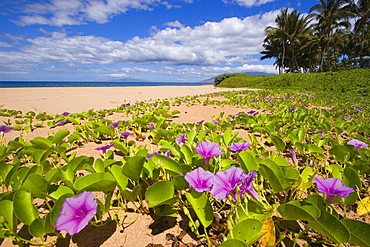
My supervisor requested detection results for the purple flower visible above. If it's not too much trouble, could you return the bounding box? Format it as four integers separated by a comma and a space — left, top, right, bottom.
196, 141, 224, 165
289, 106, 297, 111
95, 144, 114, 154
314, 130, 325, 134
0, 125, 14, 134
55, 191, 98, 236
228, 142, 251, 152
196, 120, 205, 125
60, 111, 70, 116
314, 177, 355, 202
56, 119, 67, 126
146, 152, 159, 160
175, 133, 187, 145
185, 167, 214, 192
213, 120, 219, 124
240, 170, 259, 200
289, 149, 298, 163
119, 131, 134, 140
147, 124, 155, 129
109, 121, 120, 128
347, 139, 368, 152
164, 150, 173, 158
247, 110, 259, 116
211, 166, 246, 200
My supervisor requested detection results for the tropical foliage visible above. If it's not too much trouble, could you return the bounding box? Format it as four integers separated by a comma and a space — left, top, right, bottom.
261, 0, 370, 73
0, 78, 369, 246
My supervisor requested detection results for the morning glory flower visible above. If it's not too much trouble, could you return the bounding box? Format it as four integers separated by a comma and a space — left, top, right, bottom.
184, 167, 214, 192
228, 142, 251, 152
211, 166, 246, 200
196, 141, 224, 165
95, 144, 114, 154
347, 139, 368, 152
109, 121, 120, 128
56, 119, 67, 126
147, 124, 155, 129
289, 149, 298, 163
119, 131, 134, 140
146, 152, 159, 160
196, 120, 205, 125
175, 133, 187, 145
60, 111, 70, 116
55, 191, 98, 236
290, 106, 297, 111
0, 125, 14, 134
240, 170, 259, 200
314, 177, 355, 202
164, 150, 173, 158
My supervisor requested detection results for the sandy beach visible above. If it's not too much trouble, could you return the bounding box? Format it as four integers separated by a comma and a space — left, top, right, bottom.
0, 85, 242, 114
0, 85, 255, 247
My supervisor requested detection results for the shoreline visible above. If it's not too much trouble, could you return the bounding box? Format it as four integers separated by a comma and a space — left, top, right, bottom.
0, 85, 247, 114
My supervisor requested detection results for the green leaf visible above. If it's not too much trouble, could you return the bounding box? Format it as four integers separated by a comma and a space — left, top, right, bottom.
238, 151, 258, 172
29, 218, 46, 237
13, 190, 38, 225
58, 165, 75, 190
109, 165, 128, 191
329, 145, 349, 164
145, 181, 176, 208
227, 219, 264, 246
52, 129, 70, 144
308, 210, 350, 244
0, 164, 13, 185
269, 135, 286, 153
219, 239, 247, 247
222, 128, 238, 146
185, 190, 214, 228
0, 200, 16, 235
122, 155, 146, 182
180, 144, 194, 165
156, 155, 182, 175
20, 173, 49, 198
30, 137, 52, 149
48, 185, 74, 200
341, 219, 370, 247
259, 160, 287, 193
96, 126, 114, 137
343, 167, 361, 205
278, 201, 321, 221
74, 172, 117, 192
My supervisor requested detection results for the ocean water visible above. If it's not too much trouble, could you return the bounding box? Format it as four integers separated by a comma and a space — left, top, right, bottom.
0, 81, 213, 88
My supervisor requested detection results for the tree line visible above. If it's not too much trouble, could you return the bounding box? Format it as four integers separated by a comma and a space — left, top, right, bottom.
260, 0, 370, 73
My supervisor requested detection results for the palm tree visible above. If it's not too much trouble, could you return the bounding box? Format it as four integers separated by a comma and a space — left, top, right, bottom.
310, 0, 351, 71
261, 8, 312, 73
345, 0, 370, 67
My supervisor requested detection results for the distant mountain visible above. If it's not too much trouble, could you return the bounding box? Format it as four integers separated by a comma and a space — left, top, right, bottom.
198, 71, 276, 83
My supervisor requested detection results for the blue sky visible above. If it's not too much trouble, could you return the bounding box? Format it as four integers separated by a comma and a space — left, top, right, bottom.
0, 0, 316, 82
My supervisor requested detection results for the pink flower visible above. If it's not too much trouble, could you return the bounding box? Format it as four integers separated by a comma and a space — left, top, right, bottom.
185, 167, 214, 192
95, 144, 114, 154
314, 177, 355, 202
228, 142, 251, 152
196, 141, 224, 165
55, 191, 97, 235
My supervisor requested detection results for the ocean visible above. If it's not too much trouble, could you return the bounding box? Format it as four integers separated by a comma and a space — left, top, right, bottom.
0, 81, 213, 88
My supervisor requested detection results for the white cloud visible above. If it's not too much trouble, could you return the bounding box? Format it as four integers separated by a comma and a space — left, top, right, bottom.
223, 0, 276, 7
0, 10, 279, 79
15, 0, 186, 26
164, 20, 185, 28
0, 41, 13, 47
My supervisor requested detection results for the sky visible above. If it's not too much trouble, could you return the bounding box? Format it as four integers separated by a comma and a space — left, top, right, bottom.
0, 0, 317, 82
